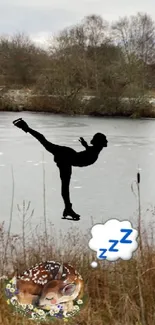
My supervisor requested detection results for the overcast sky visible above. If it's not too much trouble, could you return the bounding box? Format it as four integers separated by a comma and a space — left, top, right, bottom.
1, 0, 155, 46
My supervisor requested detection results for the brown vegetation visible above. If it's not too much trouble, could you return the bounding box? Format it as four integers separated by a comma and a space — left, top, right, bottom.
0, 173, 155, 324
1, 215, 155, 324
0, 13, 155, 116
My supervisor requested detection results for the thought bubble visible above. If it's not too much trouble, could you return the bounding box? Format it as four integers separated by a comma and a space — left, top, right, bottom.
89, 219, 138, 262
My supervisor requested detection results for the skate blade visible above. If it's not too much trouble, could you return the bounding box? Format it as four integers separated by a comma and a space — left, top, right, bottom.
61, 216, 80, 221
13, 118, 22, 125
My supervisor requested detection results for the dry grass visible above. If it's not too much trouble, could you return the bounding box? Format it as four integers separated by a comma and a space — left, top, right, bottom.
1, 171, 155, 325
27, 95, 62, 113
0, 215, 155, 325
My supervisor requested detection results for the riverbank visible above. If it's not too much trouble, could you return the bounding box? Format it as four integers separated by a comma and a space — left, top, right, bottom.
1, 88, 155, 118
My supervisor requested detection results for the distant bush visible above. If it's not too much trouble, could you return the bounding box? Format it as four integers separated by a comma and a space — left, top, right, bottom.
83, 95, 155, 117
0, 96, 22, 111
27, 94, 84, 114
27, 95, 61, 113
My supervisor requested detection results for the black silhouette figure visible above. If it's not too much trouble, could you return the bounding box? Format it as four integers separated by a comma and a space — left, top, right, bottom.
13, 118, 108, 220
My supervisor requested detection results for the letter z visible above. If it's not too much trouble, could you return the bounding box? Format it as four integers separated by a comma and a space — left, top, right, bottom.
108, 240, 119, 252
98, 248, 107, 259
120, 229, 133, 244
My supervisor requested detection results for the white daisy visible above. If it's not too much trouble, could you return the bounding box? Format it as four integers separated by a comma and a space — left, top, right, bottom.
37, 309, 45, 316
73, 305, 80, 311
49, 310, 55, 316
10, 288, 15, 293
77, 299, 83, 305
20, 304, 27, 309
10, 297, 18, 305
31, 312, 37, 319
6, 284, 11, 289
28, 304, 33, 310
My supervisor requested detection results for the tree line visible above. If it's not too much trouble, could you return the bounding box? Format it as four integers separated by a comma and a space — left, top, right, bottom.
0, 12, 155, 116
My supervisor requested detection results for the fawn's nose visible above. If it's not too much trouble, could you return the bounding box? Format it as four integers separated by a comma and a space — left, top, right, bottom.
51, 298, 57, 304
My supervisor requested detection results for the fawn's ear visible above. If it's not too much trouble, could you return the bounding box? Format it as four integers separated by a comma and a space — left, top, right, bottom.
61, 283, 76, 296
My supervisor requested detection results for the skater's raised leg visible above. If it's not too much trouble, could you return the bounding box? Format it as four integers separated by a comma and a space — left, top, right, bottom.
57, 163, 80, 220
27, 127, 58, 154
13, 118, 58, 155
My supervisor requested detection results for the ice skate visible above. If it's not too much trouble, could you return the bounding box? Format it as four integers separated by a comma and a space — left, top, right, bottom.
62, 204, 80, 220
13, 118, 29, 133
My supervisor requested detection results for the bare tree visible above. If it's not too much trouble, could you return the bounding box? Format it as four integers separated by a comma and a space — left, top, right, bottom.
0, 33, 47, 86
81, 15, 109, 93
112, 13, 155, 95
112, 13, 155, 64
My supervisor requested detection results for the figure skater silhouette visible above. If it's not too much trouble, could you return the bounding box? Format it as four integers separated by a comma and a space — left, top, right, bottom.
13, 118, 108, 220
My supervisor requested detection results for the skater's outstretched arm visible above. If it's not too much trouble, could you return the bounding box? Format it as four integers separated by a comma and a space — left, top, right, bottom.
13, 118, 56, 154
79, 137, 89, 149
